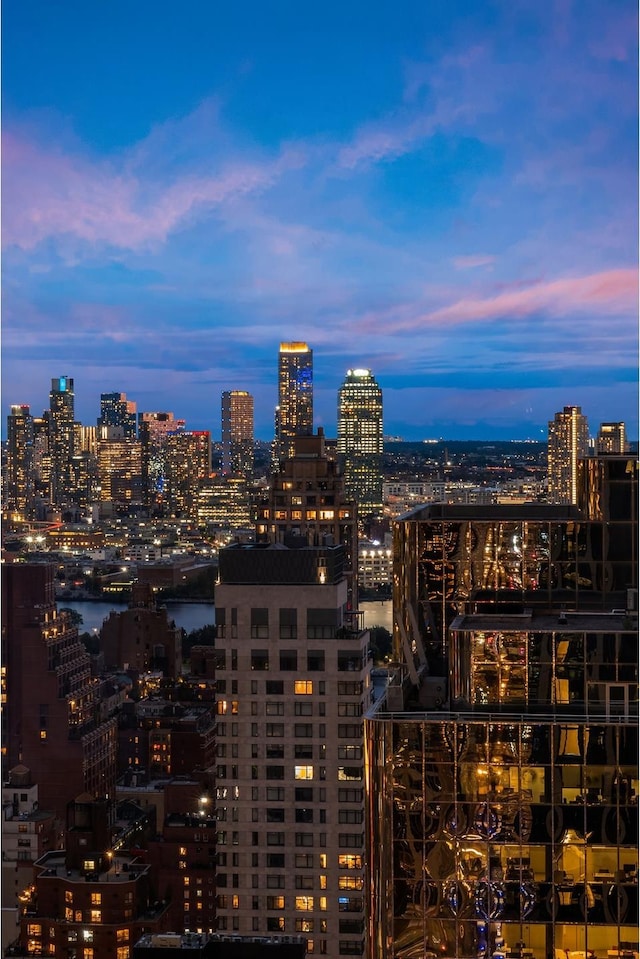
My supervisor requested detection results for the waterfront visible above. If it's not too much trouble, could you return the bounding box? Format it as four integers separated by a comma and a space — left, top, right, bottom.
61, 598, 392, 636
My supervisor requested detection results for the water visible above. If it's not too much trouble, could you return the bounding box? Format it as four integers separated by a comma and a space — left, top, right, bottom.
60, 600, 215, 635
61, 598, 391, 636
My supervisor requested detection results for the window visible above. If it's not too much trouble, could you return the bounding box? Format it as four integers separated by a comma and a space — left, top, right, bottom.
338, 788, 363, 803
266, 744, 284, 758
280, 650, 298, 671
65, 892, 73, 904
266, 854, 285, 867
295, 681, 313, 695
267, 808, 285, 822
338, 703, 362, 717
250, 608, 269, 639
117, 948, 130, 959
266, 723, 284, 737
338, 653, 361, 672
296, 919, 314, 932
267, 917, 286, 932
294, 724, 313, 738
339, 834, 363, 848
267, 895, 285, 909
338, 681, 362, 695
295, 808, 313, 823
266, 702, 284, 715
307, 609, 338, 639
295, 833, 314, 847
338, 767, 362, 781
295, 787, 313, 801
90, 910, 102, 923
296, 875, 314, 889
266, 787, 285, 801
251, 649, 269, 670
266, 680, 284, 694
339, 809, 363, 824
338, 745, 362, 760
338, 724, 362, 738
338, 941, 364, 955
90, 893, 101, 905
279, 609, 297, 640
339, 875, 364, 889
295, 896, 314, 911
295, 765, 314, 780
266, 875, 285, 888
295, 853, 314, 867
338, 855, 363, 869
266, 833, 285, 846
295, 744, 313, 759
295, 702, 313, 716
307, 650, 325, 671
338, 896, 363, 912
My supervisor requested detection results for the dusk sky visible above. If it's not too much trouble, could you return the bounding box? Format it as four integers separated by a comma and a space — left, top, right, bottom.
2, 0, 638, 441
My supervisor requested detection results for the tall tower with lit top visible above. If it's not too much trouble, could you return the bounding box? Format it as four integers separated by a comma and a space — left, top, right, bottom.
275, 342, 313, 467
337, 368, 383, 514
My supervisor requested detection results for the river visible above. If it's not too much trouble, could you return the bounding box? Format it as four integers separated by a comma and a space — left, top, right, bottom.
60, 599, 392, 636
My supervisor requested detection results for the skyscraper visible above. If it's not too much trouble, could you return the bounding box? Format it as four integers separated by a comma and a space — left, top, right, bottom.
214, 542, 369, 955
221, 390, 254, 479
138, 412, 186, 511
337, 368, 384, 514
366, 454, 638, 958
597, 421, 627, 454
98, 391, 137, 439
547, 405, 589, 504
6, 404, 34, 519
275, 342, 313, 466
48, 375, 75, 504
164, 430, 211, 518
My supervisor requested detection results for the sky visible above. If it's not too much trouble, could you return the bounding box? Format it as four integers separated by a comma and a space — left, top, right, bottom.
2, 0, 638, 441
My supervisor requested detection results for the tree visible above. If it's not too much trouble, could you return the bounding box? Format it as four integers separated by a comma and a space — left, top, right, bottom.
369, 625, 392, 663
59, 607, 84, 628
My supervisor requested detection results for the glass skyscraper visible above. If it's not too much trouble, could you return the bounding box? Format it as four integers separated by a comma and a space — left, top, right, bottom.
337, 368, 383, 514
275, 342, 313, 466
221, 389, 254, 479
548, 406, 590, 505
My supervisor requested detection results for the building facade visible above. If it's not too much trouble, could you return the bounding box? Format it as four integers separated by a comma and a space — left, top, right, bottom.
597, 422, 627, 455
164, 431, 211, 519
213, 543, 369, 955
221, 391, 254, 479
548, 406, 589, 504
5, 405, 35, 520
365, 454, 638, 958
98, 392, 138, 439
138, 413, 186, 512
337, 369, 384, 515
49, 376, 76, 505
275, 343, 313, 467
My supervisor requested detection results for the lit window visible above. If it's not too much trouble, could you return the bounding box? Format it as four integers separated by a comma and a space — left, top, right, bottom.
116, 930, 129, 943
338, 854, 362, 869
90, 893, 101, 905
179, 847, 187, 856
82, 931, 93, 942
90, 911, 101, 923
319, 896, 327, 911
116, 949, 130, 959
294, 681, 313, 695
295, 766, 314, 780
40, 730, 47, 740
295, 896, 314, 911
232, 895, 239, 909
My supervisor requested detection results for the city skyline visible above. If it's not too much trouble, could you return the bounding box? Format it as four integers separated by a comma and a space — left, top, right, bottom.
2, 1, 638, 440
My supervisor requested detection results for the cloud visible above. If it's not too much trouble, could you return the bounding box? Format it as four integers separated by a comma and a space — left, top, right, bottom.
2, 128, 306, 253
452, 254, 496, 270
361, 268, 638, 333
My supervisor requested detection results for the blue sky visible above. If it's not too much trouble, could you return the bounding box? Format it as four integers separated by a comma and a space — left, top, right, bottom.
2, 0, 638, 441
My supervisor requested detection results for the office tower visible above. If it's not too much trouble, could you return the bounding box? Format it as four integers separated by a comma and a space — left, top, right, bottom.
164, 430, 211, 519
337, 368, 384, 514
597, 421, 627, 454
32, 415, 52, 504
214, 543, 369, 954
547, 405, 589, 504
275, 342, 313, 467
98, 390, 138, 438
6, 404, 34, 519
48, 375, 75, 504
138, 412, 186, 511
256, 429, 359, 607
97, 428, 144, 511
365, 453, 638, 959
221, 390, 254, 479
197, 474, 252, 530
1, 563, 118, 821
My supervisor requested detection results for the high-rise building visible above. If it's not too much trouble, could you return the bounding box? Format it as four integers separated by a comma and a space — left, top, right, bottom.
256, 429, 359, 607
97, 428, 144, 510
337, 368, 384, 514
214, 543, 369, 955
164, 430, 211, 519
48, 375, 75, 504
221, 390, 254, 478
98, 391, 137, 439
365, 453, 639, 958
547, 405, 589, 504
6, 404, 34, 519
597, 421, 627, 454
138, 412, 186, 511
1, 563, 118, 821
275, 342, 313, 466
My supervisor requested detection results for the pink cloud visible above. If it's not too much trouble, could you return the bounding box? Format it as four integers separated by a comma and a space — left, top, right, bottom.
1, 129, 305, 252
355, 268, 638, 333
